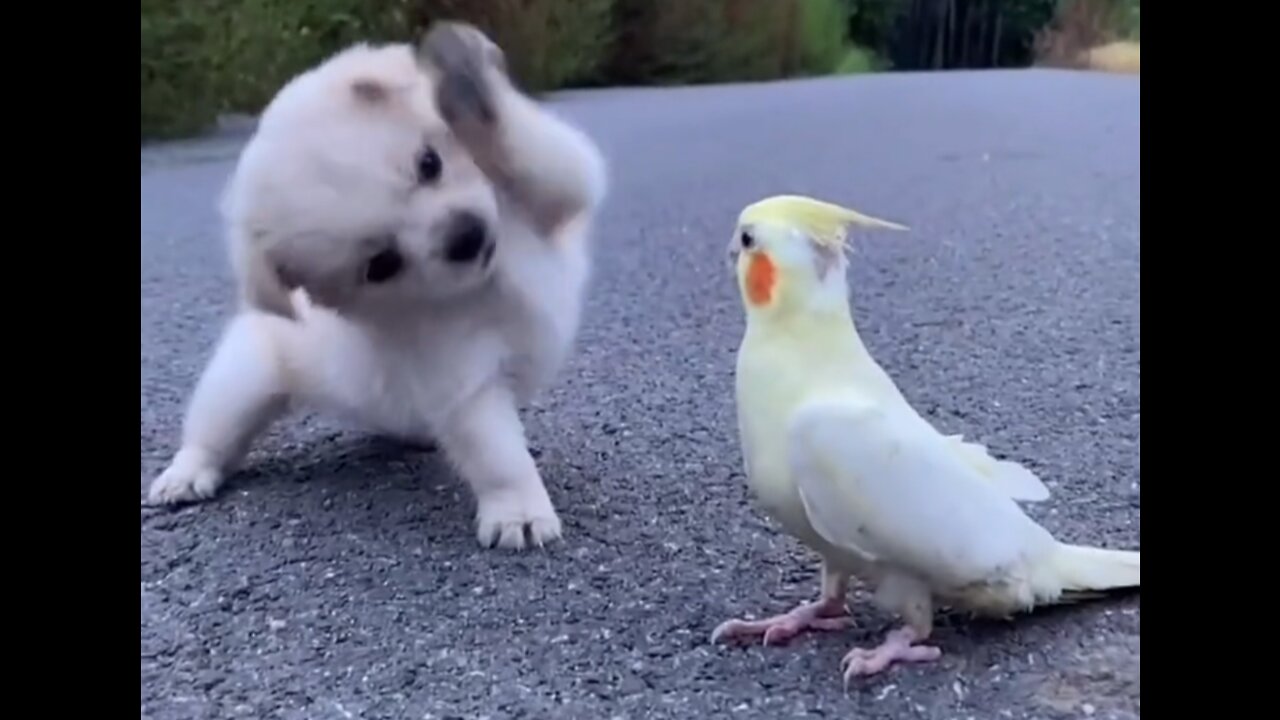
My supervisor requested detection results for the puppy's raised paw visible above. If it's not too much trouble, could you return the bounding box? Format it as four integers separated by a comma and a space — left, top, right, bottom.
147, 448, 224, 506
417, 22, 505, 131
475, 487, 563, 550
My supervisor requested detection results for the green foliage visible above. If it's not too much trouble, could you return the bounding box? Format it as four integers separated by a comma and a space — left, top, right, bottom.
141, 0, 880, 139
797, 0, 854, 75
605, 1, 789, 85
834, 44, 884, 74
1114, 0, 1140, 39
844, 0, 905, 60
140, 0, 413, 139
141, 0, 1139, 140
140, 0, 218, 139
582, 0, 864, 86
140, 0, 617, 138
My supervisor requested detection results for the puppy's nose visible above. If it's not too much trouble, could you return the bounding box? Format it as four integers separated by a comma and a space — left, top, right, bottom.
444, 212, 490, 263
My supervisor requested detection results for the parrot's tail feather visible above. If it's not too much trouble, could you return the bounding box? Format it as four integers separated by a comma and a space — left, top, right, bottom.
1050, 543, 1140, 595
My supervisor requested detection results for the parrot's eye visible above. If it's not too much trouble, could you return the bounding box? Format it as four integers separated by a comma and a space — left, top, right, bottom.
740, 231, 755, 249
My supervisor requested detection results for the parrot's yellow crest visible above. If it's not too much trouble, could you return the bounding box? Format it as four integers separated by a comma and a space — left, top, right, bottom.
731, 194, 908, 315
737, 195, 908, 254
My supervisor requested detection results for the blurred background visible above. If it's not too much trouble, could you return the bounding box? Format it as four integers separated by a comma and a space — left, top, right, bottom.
140, 0, 1140, 141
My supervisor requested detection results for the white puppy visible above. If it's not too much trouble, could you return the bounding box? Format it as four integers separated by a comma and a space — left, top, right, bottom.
146, 23, 608, 550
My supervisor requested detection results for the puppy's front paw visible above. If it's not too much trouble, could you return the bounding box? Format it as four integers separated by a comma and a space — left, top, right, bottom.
418, 22, 505, 132
147, 448, 224, 505
475, 487, 563, 550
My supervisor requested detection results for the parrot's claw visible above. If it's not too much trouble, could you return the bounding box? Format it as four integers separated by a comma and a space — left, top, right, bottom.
840, 627, 942, 685
710, 597, 851, 646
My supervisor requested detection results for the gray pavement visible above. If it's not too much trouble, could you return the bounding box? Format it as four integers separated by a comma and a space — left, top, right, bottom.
141, 68, 1140, 719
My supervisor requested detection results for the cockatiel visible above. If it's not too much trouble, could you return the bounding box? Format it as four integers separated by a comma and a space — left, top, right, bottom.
711, 194, 1140, 683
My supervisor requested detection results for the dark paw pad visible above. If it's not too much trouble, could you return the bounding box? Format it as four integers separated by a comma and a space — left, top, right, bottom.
418, 22, 499, 127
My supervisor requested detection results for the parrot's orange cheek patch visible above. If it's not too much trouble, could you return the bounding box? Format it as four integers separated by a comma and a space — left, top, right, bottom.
745, 253, 777, 306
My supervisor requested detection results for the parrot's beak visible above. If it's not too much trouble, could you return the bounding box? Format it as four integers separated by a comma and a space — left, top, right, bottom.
726, 235, 743, 265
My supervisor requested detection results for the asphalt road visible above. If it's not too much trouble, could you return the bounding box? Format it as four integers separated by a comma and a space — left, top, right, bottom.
141, 69, 1140, 720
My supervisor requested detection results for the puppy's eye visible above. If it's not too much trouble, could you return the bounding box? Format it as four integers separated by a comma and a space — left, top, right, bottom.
365, 248, 404, 284
740, 231, 755, 249
417, 147, 443, 184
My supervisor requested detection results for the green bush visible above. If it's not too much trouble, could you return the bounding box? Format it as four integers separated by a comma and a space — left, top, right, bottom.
141, 1, 216, 139
141, 0, 413, 139
604, 0, 858, 85
834, 44, 884, 75
141, 0, 1141, 139
140, 0, 618, 139
140, 0, 871, 140
605, 1, 740, 85
797, 0, 852, 75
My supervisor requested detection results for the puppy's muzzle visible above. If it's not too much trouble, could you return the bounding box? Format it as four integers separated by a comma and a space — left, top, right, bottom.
443, 211, 494, 265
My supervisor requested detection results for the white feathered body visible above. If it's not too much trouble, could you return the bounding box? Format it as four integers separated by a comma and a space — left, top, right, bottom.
735, 308, 1139, 619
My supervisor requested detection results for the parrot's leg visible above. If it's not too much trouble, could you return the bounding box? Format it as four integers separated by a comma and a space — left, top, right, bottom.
842, 577, 941, 682
710, 563, 852, 646
840, 626, 942, 682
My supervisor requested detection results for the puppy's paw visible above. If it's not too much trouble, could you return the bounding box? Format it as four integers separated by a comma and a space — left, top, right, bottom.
475, 487, 563, 550
418, 22, 506, 133
147, 448, 224, 506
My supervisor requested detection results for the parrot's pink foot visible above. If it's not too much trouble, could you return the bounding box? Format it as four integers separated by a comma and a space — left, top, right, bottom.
710, 597, 851, 646
841, 627, 942, 684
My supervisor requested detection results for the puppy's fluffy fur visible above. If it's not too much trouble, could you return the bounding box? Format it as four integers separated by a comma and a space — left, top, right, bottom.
147, 25, 607, 550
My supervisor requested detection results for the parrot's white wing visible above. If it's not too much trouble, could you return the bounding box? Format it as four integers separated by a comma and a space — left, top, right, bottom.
943, 434, 1050, 502
786, 397, 1056, 588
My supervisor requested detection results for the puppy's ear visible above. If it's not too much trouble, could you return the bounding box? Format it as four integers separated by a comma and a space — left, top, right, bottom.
351, 78, 390, 104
